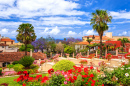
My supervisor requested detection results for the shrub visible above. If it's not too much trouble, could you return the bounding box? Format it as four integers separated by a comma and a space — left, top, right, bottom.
52, 60, 75, 71
0, 68, 2, 76
13, 64, 24, 72
12, 61, 20, 65
7, 64, 14, 69
19, 56, 34, 67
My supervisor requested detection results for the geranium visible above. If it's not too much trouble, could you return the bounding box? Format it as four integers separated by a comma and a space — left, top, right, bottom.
124, 53, 130, 60
88, 54, 95, 59
41, 76, 49, 83
48, 68, 54, 74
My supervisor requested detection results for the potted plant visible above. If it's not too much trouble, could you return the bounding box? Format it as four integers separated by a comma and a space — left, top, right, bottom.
105, 53, 113, 61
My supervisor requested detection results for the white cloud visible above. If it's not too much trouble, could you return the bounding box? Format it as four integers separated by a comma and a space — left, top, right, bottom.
40, 26, 60, 35
0, 28, 8, 34
119, 31, 127, 36
0, 0, 87, 18
83, 29, 97, 35
68, 31, 77, 35
110, 11, 130, 19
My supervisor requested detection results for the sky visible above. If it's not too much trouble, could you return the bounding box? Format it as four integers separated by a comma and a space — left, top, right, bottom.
0, 0, 130, 40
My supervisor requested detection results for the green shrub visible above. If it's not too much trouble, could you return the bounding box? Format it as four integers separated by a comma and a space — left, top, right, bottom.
7, 64, 14, 69
48, 74, 64, 86
19, 56, 34, 67
52, 60, 75, 71
74, 75, 82, 86
12, 61, 20, 65
13, 64, 24, 72
0, 68, 2, 76
30, 64, 39, 69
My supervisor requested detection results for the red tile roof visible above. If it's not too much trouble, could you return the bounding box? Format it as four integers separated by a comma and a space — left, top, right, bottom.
76, 41, 100, 45
0, 52, 46, 62
0, 39, 14, 42
0, 43, 9, 46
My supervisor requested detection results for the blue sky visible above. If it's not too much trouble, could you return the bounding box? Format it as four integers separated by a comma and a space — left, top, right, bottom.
0, 0, 130, 40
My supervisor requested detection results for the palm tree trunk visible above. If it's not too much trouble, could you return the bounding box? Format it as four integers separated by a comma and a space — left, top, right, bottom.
100, 35, 103, 58
25, 42, 27, 56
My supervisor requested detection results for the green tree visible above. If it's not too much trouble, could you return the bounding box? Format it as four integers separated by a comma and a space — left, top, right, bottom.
118, 38, 129, 47
64, 45, 75, 54
16, 23, 36, 56
90, 10, 112, 58
19, 44, 34, 52
86, 39, 93, 44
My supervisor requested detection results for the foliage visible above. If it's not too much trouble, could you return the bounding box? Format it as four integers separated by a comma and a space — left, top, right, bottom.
7, 64, 14, 69
19, 44, 34, 52
19, 56, 34, 67
86, 39, 93, 44
64, 45, 75, 54
90, 9, 112, 58
48, 74, 65, 86
13, 64, 24, 72
31, 37, 46, 52
52, 60, 75, 71
12, 61, 20, 65
62, 37, 81, 45
16, 23, 36, 55
0, 68, 2, 76
120, 47, 124, 53
118, 38, 129, 47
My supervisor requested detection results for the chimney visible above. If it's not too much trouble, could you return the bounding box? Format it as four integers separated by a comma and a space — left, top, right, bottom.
30, 49, 32, 57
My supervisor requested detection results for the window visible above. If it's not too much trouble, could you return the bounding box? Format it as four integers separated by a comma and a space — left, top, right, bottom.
2, 46, 4, 48
11, 41, 13, 44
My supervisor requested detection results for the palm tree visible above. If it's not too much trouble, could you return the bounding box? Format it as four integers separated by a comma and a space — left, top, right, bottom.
90, 10, 112, 58
16, 23, 36, 56
86, 39, 93, 44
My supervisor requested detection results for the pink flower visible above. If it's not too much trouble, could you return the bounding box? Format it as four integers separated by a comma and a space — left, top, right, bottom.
64, 81, 67, 84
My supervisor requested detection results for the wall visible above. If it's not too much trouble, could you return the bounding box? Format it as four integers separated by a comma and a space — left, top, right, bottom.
105, 32, 112, 38
112, 36, 130, 41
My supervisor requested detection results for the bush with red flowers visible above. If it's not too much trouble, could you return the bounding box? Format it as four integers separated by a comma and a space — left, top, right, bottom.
40, 60, 46, 64
124, 53, 130, 59
15, 65, 104, 86
105, 53, 113, 61
80, 60, 88, 64
76, 53, 82, 59
88, 54, 95, 59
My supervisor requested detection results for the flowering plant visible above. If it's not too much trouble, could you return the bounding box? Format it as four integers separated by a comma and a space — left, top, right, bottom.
80, 60, 88, 64
98, 61, 107, 71
105, 53, 113, 61
124, 53, 130, 59
88, 54, 95, 59
40, 60, 46, 64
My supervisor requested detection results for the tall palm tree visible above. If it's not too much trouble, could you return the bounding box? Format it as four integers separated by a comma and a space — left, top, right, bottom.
90, 10, 112, 58
16, 23, 36, 56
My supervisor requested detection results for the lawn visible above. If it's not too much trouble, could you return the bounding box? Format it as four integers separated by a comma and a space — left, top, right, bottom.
0, 73, 47, 86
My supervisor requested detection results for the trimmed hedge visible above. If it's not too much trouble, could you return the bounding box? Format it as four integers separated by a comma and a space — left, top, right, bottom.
52, 60, 75, 71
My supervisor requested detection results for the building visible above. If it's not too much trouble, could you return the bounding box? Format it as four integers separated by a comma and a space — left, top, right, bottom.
105, 32, 130, 41
0, 52, 47, 67
0, 34, 15, 45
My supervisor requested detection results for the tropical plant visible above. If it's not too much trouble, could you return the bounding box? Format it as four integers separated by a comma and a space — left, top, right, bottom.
52, 60, 75, 71
64, 45, 75, 54
55, 42, 64, 53
19, 44, 34, 52
90, 10, 112, 58
16, 23, 36, 55
118, 38, 129, 47
86, 39, 93, 44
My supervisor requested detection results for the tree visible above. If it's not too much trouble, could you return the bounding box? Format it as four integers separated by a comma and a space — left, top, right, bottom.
55, 42, 64, 53
90, 10, 112, 58
19, 44, 34, 52
86, 39, 93, 44
16, 23, 36, 56
31, 37, 46, 52
64, 45, 75, 54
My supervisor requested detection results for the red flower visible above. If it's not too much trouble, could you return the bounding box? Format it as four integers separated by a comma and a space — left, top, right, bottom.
17, 71, 23, 75
23, 71, 28, 74
102, 84, 104, 86
91, 83, 95, 86
90, 66, 94, 70
68, 69, 73, 73
84, 67, 88, 72
28, 77, 33, 81
48, 68, 54, 74
70, 79, 75, 83
90, 74, 94, 77
22, 83, 26, 86
92, 80, 96, 83
73, 76, 77, 80
17, 78, 21, 82
41, 76, 49, 83
82, 75, 87, 78
36, 75, 42, 79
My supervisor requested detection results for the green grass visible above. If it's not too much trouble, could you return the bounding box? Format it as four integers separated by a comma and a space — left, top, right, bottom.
0, 73, 47, 86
